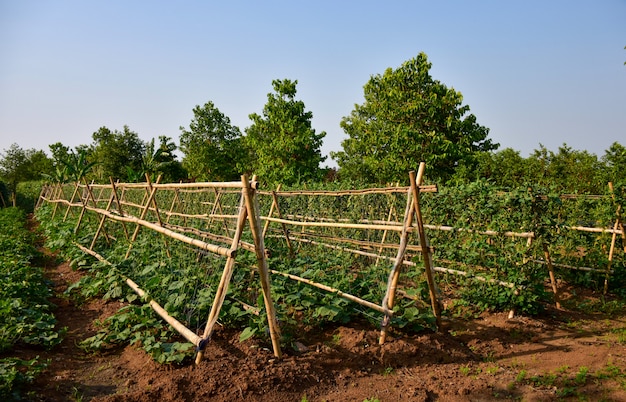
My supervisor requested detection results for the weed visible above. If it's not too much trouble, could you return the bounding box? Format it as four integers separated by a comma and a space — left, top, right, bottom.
486, 366, 499, 375
575, 366, 589, 385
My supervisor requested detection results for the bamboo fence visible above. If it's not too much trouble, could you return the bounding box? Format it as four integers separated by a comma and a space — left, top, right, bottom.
39, 174, 282, 364
36, 168, 625, 361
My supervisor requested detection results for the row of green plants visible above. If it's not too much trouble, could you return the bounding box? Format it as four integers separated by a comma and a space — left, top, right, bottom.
0, 207, 63, 400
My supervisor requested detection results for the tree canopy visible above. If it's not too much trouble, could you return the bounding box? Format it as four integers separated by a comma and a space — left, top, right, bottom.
179, 102, 244, 182
87, 126, 146, 181
244, 79, 326, 185
0, 143, 52, 195
332, 53, 498, 184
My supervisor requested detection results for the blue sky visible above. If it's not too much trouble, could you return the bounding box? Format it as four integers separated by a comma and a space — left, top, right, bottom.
1, 1, 625, 168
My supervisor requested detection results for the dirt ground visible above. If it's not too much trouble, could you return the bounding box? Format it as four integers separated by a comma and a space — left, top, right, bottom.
14, 253, 626, 401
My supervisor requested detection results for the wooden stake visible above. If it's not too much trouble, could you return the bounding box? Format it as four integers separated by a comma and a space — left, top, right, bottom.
543, 243, 561, 309
410, 165, 442, 329
379, 187, 414, 344
195, 190, 248, 365
242, 175, 282, 358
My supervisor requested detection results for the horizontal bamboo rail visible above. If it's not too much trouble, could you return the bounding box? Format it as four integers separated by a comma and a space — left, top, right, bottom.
264, 216, 407, 232
259, 184, 437, 197
58, 200, 235, 258
266, 268, 388, 314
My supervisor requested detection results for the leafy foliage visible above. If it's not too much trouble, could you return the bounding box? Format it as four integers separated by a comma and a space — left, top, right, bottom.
244, 79, 327, 185
179, 101, 244, 181
332, 53, 497, 184
0, 208, 62, 400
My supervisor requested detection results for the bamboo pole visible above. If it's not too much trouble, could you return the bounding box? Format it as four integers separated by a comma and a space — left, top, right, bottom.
268, 187, 294, 256
81, 204, 235, 258
164, 222, 256, 253
195, 190, 248, 365
410, 166, 442, 329
543, 243, 562, 309
73, 180, 92, 234
74, 243, 202, 346
89, 190, 116, 250
145, 175, 171, 258
376, 202, 397, 265
267, 268, 388, 314
264, 216, 407, 232
110, 178, 129, 240
259, 184, 437, 197
262, 184, 281, 237
125, 179, 160, 259
284, 230, 425, 252
604, 182, 622, 294
379, 187, 414, 344
63, 182, 80, 221
242, 175, 282, 358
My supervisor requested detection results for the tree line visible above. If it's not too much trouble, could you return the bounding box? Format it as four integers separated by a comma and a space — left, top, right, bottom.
1, 52, 625, 208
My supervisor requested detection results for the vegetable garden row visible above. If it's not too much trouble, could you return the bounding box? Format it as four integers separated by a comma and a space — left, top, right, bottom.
36, 165, 625, 363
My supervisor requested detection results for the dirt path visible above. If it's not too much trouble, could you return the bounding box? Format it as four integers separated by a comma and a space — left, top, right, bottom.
20, 252, 626, 401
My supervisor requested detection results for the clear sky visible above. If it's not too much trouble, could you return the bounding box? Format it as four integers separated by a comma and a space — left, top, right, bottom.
1, 1, 625, 167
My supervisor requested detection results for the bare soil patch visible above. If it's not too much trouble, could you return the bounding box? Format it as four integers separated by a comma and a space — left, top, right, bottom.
16, 254, 626, 401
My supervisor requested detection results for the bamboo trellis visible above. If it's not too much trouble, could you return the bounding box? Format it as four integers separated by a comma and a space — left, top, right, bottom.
39, 175, 282, 363
259, 163, 442, 344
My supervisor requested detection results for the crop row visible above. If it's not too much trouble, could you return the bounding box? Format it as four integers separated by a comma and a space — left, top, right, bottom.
0, 208, 63, 400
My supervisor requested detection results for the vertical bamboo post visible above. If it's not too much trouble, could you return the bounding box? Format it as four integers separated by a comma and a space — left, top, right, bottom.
376, 200, 397, 265
410, 165, 442, 330
110, 178, 129, 240
262, 184, 281, 237
144, 174, 170, 258
90, 190, 116, 250
51, 183, 63, 218
242, 175, 282, 358
63, 182, 81, 221
211, 188, 231, 237
73, 181, 92, 234
379, 187, 414, 344
265, 186, 294, 256
542, 243, 562, 309
35, 184, 47, 209
604, 182, 623, 294
83, 179, 111, 246
165, 187, 180, 225
195, 188, 248, 365
125, 179, 160, 259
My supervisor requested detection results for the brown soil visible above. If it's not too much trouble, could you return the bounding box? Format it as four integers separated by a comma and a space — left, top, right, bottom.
14, 253, 626, 401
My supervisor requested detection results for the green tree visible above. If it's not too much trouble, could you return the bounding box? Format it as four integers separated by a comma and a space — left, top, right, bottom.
0, 144, 53, 204
88, 126, 145, 181
244, 79, 326, 185
525, 144, 605, 193
451, 148, 528, 188
602, 142, 626, 185
135, 136, 186, 183
332, 53, 497, 184
179, 102, 244, 181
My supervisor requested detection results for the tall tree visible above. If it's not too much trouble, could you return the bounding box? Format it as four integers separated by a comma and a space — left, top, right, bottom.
179, 102, 244, 181
332, 53, 497, 184
88, 126, 145, 181
244, 79, 326, 185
